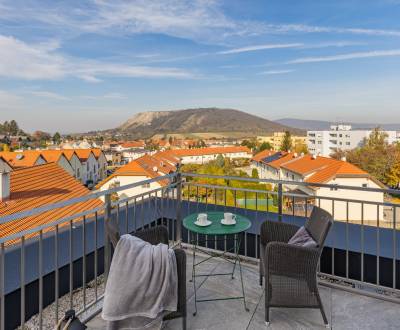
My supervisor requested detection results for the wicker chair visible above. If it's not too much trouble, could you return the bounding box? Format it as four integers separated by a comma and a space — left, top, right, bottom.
106, 222, 187, 330
259, 206, 332, 327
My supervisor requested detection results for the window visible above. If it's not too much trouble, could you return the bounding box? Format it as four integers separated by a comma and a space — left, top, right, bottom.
87, 163, 89, 170
77, 168, 80, 177
362, 183, 368, 188
292, 174, 295, 180
142, 183, 150, 188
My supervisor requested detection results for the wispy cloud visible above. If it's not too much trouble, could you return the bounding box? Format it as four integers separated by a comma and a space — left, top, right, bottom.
259, 70, 294, 75
27, 90, 69, 101
218, 43, 303, 55
287, 49, 400, 64
0, 35, 195, 81
1, 1, 400, 48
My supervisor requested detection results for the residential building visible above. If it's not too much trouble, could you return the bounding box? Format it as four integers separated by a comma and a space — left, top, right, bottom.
0, 156, 12, 172
0, 151, 46, 169
96, 154, 176, 200
91, 148, 108, 180
73, 149, 100, 186
257, 132, 307, 151
37, 150, 75, 177
307, 124, 400, 157
251, 150, 385, 221
160, 146, 252, 164
0, 163, 103, 242
62, 150, 85, 182
114, 141, 146, 151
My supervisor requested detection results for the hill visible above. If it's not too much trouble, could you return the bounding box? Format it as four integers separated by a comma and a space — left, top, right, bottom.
109, 108, 304, 138
275, 118, 400, 131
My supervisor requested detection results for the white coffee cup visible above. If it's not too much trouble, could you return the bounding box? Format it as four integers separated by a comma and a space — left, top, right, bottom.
224, 212, 236, 224
197, 213, 208, 224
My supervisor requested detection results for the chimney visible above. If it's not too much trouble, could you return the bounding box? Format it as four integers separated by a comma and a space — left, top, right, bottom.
0, 171, 10, 202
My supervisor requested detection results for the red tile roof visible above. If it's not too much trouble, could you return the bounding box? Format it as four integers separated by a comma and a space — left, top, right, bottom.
96, 154, 176, 188
120, 141, 145, 148
280, 154, 338, 175
0, 151, 45, 169
0, 163, 103, 244
73, 149, 95, 162
252, 149, 276, 162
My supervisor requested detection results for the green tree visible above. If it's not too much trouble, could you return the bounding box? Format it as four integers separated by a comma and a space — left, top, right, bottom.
53, 132, 61, 144
215, 154, 225, 167
257, 142, 272, 153
251, 168, 259, 178
280, 131, 292, 152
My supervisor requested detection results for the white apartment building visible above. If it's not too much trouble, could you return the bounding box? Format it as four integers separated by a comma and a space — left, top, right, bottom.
251, 150, 385, 222
307, 124, 400, 157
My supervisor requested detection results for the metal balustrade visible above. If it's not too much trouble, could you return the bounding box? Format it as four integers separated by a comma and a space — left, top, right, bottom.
0, 170, 399, 329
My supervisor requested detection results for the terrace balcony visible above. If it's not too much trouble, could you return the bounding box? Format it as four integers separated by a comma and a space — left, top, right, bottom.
0, 172, 399, 329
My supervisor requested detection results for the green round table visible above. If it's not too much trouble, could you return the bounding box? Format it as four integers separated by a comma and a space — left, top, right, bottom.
183, 211, 251, 316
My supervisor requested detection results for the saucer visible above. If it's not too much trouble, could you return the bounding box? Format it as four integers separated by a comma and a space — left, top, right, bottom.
221, 219, 236, 226
194, 220, 212, 227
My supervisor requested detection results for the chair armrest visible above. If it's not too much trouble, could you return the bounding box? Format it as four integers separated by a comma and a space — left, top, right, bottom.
260, 220, 299, 245
265, 242, 320, 277
133, 226, 169, 245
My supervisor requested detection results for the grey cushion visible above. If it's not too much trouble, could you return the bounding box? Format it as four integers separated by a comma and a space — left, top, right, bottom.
288, 226, 317, 248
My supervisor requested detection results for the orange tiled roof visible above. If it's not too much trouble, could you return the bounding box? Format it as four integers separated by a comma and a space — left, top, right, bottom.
305, 160, 369, 185
120, 141, 145, 148
39, 150, 66, 163
73, 149, 95, 162
96, 154, 176, 188
280, 154, 338, 175
0, 163, 103, 244
252, 149, 276, 162
90, 148, 105, 159
168, 146, 251, 157
0, 151, 45, 169
62, 149, 79, 161
265, 152, 294, 169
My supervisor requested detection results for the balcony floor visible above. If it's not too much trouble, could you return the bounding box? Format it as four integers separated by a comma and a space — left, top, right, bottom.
87, 249, 400, 330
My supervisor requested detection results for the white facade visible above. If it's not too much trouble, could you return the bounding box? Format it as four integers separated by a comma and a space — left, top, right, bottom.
97, 175, 162, 201
179, 151, 251, 164
122, 150, 148, 163
307, 125, 400, 157
68, 153, 84, 183
95, 152, 108, 180
55, 155, 74, 177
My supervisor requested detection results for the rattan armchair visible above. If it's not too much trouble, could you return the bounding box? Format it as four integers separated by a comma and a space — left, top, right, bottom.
106, 223, 187, 330
259, 207, 332, 327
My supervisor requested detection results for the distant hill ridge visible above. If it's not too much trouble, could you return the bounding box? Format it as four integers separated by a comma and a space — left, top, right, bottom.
110, 108, 304, 138
275, 118, 400, 131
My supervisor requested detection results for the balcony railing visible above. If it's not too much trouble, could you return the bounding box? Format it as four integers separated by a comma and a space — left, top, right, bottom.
0, 171, 399, 329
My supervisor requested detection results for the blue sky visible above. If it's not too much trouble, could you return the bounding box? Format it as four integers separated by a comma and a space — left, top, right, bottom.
0, 0, 399, 133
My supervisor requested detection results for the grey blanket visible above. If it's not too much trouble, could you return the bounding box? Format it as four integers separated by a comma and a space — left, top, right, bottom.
102, 234, 178, 329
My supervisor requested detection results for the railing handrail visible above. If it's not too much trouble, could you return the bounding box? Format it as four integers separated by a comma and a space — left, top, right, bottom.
0, 174, 176, 225
181, 172, 400, 195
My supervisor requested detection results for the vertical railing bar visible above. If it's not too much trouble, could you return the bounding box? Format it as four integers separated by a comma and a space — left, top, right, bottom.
39, 230, 43, 330
134, 197, 137, 231
141, 195, 145, 230
393, 206, 397, 289
332, 200, 335, 276
0, 242, 5, 330
361, 202, 364, 283
82, 215, 87, 310
125, 201, 129, 234
377, 204, 380, 286
346, 201, 349, 279
94, 212, 98, 302
292, 195, 295, 216
20, 236, 25, 329
224, 188, 227, 251
255, 192, 258, 259
69, 220, 73, 309
55, 225, 59, 323
304, 196, 308, 218
205, 187, 208, 248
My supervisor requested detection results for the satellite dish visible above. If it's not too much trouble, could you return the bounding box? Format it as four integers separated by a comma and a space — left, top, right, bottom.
15, 154, 24, 160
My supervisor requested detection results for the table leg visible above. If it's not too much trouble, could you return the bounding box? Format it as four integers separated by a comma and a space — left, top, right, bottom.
237, 234, 249, 312
192, 239, 197, 316
231, 234, 238, 279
